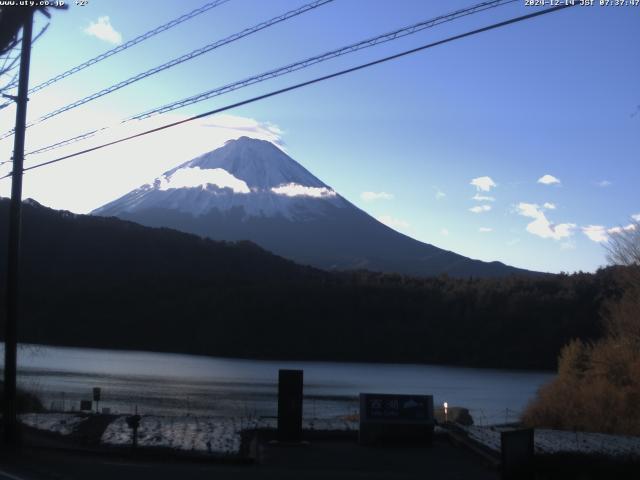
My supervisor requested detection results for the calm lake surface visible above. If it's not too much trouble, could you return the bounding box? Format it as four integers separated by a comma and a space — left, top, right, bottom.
6, 344, 554, 424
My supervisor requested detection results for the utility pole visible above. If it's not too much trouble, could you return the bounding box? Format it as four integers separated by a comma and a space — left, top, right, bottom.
3, 9, 34, 449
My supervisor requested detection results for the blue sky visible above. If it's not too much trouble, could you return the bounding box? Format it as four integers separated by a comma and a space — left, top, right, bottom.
0, 0, 638, 274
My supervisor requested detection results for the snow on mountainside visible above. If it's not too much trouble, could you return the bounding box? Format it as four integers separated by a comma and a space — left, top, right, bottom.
95, 137, 345, 219
93, 136, 533, 278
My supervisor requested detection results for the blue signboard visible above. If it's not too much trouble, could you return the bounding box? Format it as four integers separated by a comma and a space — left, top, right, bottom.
364, 394, 433, 421
359, 393, 435, 445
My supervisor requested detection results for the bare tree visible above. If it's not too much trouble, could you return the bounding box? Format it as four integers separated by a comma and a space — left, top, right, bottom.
605, 219, 640, 268
604, 218, 640, 343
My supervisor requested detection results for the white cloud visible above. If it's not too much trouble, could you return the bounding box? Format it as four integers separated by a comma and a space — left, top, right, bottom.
472, 194, 495, 202
632, 213, 640, 222
84, 16, 122, 45
507, 238, 520, 246
516, 202, 575, 240
607, 224, 636, 235
561, 241, 576, 250
377, 215, 410, 230
440, 228, 449, 236
272, 183, 336, 198
470, 176, 496, 192
596, 180, 612, 187
543, 202, 556, 210
582, 223, 636, 243
478, 227, 492, 233
582, 225, 607, 243
360, 191, 393, 201
435, 188, 446, 200
469, 205, 492, 213
537, 174, 561, 185
159, 167, 250, 193
516, 203, 539, 217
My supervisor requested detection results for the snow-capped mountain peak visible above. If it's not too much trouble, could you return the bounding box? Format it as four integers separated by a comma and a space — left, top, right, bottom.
94, 136, 344, 219
171, 136, 330, 190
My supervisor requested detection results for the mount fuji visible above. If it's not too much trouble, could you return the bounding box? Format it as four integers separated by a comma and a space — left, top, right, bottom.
92, 136, 529, 277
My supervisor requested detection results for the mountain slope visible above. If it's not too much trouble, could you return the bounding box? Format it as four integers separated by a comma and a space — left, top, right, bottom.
93, 136, 532, 278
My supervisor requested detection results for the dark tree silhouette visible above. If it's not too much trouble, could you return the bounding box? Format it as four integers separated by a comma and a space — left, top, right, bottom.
0, 5, 63, 99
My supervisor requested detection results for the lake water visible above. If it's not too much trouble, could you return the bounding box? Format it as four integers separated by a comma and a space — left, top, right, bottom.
6, 344, 554, 424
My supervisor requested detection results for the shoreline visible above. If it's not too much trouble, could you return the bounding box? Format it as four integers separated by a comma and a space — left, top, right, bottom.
2, 341, 557, 374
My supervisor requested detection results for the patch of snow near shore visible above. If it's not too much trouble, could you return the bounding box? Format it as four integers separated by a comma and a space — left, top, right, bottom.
465, 426, 640, 458
101, 416, 358, 455
19, 413, 86, 435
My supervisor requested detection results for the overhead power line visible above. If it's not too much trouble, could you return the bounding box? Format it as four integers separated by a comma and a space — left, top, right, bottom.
0, 3, 575, 182
132, 0, 517, 121
0, 0, 230, 111
24, 0, 516, 157
0, 0, 334, 140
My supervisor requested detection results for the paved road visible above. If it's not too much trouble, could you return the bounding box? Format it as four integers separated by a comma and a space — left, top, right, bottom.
0, 437, 499, 480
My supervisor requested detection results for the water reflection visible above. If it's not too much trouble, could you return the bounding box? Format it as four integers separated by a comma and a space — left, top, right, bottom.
3, 343, 554, 423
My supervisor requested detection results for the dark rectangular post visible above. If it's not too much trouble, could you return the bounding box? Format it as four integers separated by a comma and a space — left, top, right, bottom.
501, 428, 534, 480
277, 369, 303, 442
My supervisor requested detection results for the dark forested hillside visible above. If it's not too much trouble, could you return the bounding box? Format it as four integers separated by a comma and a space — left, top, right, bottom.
0, 199, 626, 370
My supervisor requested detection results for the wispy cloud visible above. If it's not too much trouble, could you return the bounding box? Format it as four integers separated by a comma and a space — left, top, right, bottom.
434, 188, 446, 200
84, 16, 122, 44
632, 213, 640, 222
202, 114, 284, 145
470, 176, 496, 192
596, 180, 612, 187
472, 194, 495, 202
469, 205, 492, 213
440, 228, 449, 236
537, 174, 561, 185
361, 191, 394, 202
377, 215, 410, 230
543, 202, 556, 210
516, 202, 575, 240
204, 117, 285, 146
479, 227, 492, 233
561, 241, 576, 250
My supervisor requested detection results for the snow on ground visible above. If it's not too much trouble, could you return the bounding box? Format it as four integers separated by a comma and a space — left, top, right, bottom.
18, 412, 371, 456
20, 411, 640, 460
534, 429, 640, 458
101, 416, 358, 455
19, 413, 87, 435
303, 418, 358, 431
464, 425, 640, 459
101, 416, 248, 455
